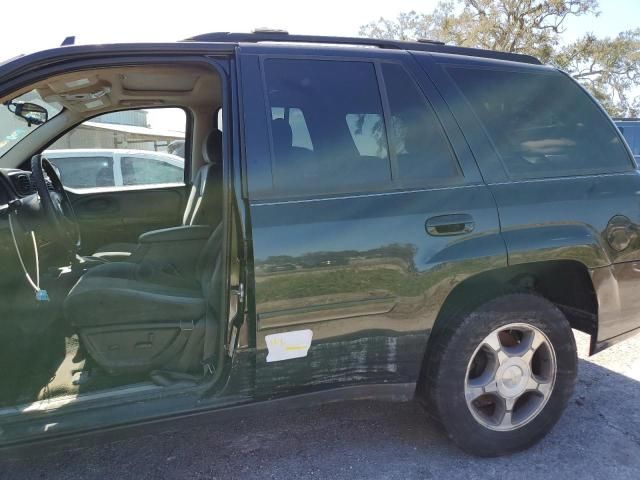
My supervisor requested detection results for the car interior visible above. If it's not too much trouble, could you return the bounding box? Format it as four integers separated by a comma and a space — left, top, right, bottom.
0, 61, 231, 410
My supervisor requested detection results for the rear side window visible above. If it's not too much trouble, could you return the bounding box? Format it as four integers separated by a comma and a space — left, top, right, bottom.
54, 156, 115, 188
271, 107, 313, 151
382, 63, 460, 184
447, 67, 632, 178
121, 156, 183, 186
264, 59, 391, 196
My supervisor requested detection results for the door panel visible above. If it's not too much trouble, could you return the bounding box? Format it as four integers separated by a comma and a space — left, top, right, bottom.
250, 187, 505, 397
68, 185, 187, 254
239, 49, 506, 397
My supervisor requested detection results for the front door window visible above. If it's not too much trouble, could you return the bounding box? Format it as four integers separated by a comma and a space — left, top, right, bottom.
46, 107, 187, 190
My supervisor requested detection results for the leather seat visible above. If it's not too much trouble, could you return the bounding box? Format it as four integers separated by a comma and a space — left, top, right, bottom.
65, 223, 223, 375
92, 129, 223, 260
271, 119, 316, 188
65, 262, 204, 328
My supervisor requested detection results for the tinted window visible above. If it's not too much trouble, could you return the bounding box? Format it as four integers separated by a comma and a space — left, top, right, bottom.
448, 68, 632, 178
121, 156, 183, 186
271, 107, 313, 150
264, 59, 390, 196
54, 156, 114, 188
345, 113, 387, 158
383, 64, 460, 184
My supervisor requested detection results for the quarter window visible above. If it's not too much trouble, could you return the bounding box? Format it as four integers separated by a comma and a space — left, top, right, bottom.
382, 63, 460, 184
447, 67, 632, 178
121, 156, 183, 186
53, 156, 115, 188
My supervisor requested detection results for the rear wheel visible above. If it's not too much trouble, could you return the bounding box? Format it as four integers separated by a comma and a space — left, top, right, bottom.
422, 293, 577, 456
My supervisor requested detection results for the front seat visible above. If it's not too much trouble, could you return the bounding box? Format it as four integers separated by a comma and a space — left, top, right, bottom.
270, 118, 315, 189
92, 129, 223, 260
64, 223, 224, 375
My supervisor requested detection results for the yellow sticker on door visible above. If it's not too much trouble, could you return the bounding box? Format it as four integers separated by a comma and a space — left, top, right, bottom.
265, 329, 313, 362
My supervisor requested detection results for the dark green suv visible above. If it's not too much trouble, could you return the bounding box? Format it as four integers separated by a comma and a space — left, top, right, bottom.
0, 32, 637, 457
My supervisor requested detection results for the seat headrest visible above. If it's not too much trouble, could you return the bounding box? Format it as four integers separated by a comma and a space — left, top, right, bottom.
203, 129, 222, 165
271, 118, 293, 150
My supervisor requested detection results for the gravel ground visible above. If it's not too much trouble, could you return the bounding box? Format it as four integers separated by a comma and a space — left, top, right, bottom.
2, 331, 639, 480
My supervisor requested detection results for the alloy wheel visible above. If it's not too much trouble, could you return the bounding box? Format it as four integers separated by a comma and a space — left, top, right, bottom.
464, 322, 557, 431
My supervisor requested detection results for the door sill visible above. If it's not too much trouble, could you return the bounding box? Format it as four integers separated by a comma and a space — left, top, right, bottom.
0, 382, 162, 418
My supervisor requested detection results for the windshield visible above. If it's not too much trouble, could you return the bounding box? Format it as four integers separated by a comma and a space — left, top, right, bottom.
0, 89, 62, 157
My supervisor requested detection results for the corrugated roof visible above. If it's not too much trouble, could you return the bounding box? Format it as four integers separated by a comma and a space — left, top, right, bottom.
82, 121, 185, 139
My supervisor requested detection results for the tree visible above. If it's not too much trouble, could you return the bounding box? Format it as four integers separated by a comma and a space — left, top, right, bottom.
360, 1, 640, 117
555, 30, 640, 117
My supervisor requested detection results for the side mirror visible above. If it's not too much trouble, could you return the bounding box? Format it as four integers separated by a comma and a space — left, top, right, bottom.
6, 101, 49, 126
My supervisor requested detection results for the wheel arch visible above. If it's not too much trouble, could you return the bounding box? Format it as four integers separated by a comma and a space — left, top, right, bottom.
416, 259, 597, 395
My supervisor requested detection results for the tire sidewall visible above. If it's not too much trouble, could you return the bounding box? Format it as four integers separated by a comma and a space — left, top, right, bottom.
432, 294, 577, 456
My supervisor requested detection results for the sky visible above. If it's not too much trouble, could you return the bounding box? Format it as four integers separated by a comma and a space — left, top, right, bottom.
2, 0, 638, 130
2, 0, 639, 63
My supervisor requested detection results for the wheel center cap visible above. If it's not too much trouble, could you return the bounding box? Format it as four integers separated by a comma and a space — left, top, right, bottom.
503, 366, 523, 388
497, 358, 530, 397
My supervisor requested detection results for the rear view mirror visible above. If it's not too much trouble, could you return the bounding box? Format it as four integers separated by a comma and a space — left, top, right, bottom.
6, 101, 49, 126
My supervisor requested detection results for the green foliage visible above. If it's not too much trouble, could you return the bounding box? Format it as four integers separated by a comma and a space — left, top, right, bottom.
555, 30, 640, 117
360, 0, 639, 117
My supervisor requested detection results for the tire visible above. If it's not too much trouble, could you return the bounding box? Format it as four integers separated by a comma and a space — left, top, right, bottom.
421, 293, 577, 457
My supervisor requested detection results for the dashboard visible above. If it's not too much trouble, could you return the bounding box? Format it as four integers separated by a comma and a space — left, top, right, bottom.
0, 169, 22, 218
0, 168, 71, 335
0, 168, 56, 253
1, 168, 54, 199
0, 168, 56, 219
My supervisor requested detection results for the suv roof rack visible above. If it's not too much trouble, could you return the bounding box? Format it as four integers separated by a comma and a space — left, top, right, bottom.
183, 31, 542, 65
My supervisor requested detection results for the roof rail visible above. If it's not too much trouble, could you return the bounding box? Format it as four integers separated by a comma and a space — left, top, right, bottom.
183, 31, 542, 65
613, 117, 640, 122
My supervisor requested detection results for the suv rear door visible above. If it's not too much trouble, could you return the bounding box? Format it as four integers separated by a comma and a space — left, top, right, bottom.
239, 45, 507, 396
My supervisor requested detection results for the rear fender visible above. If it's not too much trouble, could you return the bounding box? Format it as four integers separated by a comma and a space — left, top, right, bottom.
503, 224, 612, 269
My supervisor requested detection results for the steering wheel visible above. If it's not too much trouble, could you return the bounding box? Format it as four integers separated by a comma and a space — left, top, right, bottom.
30, 154, 81, 254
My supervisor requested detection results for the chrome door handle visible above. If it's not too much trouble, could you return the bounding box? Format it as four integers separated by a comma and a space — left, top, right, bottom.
425, 214, 474, 236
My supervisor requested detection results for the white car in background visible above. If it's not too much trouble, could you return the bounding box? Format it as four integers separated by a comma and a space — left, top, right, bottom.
43, 148, 185, 190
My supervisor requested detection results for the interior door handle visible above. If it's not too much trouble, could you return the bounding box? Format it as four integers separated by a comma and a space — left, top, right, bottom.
426, 214, 475, 236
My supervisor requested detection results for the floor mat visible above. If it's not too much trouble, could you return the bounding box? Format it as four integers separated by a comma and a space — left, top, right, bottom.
1, 334, 146, 407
